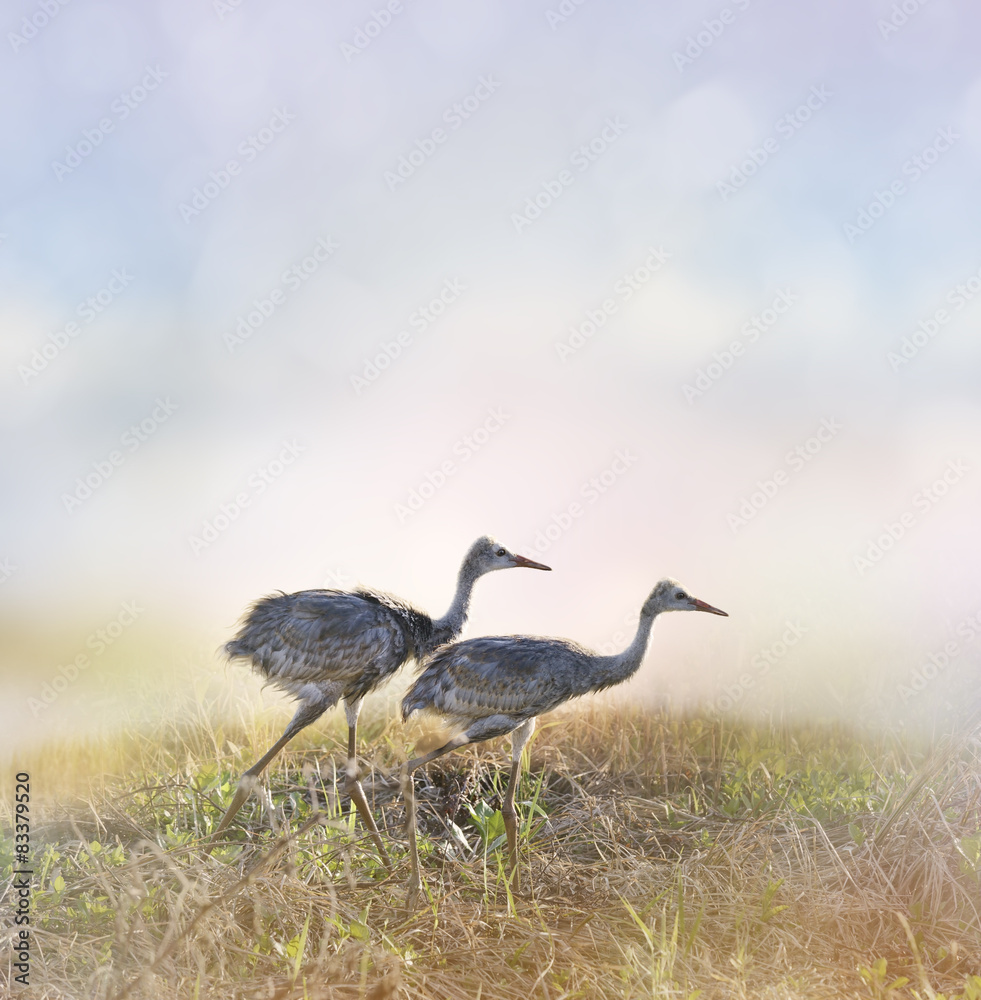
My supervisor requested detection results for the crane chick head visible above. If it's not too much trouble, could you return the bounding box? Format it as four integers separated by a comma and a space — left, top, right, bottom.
464, 536, 552, 576
644, 578, 728, 617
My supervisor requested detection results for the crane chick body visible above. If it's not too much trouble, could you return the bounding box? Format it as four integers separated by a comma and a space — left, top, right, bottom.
402, 635, 597, 743
400, 578, 728, 898
209, 537, 550, 861
227, 587, 445, 713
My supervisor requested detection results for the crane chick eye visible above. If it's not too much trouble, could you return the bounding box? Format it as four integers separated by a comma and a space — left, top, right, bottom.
676, 592, 686, 600
496, 548, 506, 556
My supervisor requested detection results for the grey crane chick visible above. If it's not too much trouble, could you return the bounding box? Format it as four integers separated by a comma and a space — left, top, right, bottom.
400, 578, 727, 896
209, 536, 550, 864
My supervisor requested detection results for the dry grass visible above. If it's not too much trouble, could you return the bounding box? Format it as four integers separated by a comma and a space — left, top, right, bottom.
2, 697, 981, 1000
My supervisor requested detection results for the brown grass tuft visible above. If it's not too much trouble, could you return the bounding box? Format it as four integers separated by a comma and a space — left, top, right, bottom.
2, 698, 980, 999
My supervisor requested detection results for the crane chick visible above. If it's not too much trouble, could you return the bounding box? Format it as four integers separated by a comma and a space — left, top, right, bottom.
400, 578, 727, 896
210, 536, 550, 864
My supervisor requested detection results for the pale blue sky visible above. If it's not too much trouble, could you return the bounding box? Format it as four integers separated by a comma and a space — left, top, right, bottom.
2, 0, 980, 747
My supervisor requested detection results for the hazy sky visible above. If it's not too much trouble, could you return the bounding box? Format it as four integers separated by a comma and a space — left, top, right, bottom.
3, 0, 980, 751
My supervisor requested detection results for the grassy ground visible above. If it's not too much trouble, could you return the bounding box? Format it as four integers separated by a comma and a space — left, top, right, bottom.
2, 697, 980, 999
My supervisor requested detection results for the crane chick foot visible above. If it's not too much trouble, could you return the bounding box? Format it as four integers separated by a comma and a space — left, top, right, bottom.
204, 772, 261, 854
400, 763, 423, 905
344, 761, 392, 872
502, 803, 520, 888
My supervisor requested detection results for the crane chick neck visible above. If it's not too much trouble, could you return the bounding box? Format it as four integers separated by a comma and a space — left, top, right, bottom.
430, 541, 496, 643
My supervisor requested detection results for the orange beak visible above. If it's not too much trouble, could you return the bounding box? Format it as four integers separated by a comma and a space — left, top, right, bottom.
691, 597, 728, 616
511, 554, 552, 571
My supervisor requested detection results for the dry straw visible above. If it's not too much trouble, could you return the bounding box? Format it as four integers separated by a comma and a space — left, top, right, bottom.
2, 696, 979, 999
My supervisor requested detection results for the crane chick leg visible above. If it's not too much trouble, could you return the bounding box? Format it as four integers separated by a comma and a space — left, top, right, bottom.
342, 697, 391, 870
402, 716, 523, 903
206, 693, 333, 851
502, 717, 536, 879
402, 733, 471, 904
401, 763, 421, 904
